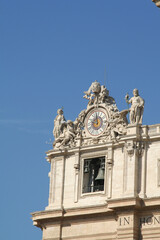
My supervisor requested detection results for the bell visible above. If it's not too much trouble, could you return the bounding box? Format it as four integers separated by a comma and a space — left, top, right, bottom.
84, 166, 89, 173
95, 167, 104, 181
84, 160, 90, 173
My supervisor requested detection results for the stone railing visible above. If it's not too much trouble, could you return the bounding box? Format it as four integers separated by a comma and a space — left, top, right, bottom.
148, 124, 160, 135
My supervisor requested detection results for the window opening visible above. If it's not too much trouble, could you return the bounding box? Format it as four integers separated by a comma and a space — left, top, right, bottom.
83, 156, 105, 193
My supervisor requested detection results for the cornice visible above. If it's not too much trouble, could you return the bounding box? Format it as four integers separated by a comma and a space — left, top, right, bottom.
31, 203, 114, 228
31, 197, 160, 230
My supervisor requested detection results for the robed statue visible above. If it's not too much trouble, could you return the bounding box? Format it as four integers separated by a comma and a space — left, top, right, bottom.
125, 88, 144, 124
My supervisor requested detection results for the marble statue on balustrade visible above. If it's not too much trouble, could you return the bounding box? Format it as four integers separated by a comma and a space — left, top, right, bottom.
53, 120, 76, 148
53, 108, 66, 139
53, 107, 86, 149
125, 89, 144, 124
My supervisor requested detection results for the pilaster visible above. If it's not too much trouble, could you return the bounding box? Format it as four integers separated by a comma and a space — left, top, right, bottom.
117, 211, 139, 240
123, 125, 141, 198
46, 154, 66, 210
138, 142, 147, 199
106, 146, 113, 199
74, 150, 80, 203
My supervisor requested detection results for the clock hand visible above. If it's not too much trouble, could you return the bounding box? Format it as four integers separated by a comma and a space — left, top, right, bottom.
96, 113, 98, 124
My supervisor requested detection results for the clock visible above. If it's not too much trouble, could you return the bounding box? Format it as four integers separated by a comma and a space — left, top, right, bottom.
86, 109, 108, 136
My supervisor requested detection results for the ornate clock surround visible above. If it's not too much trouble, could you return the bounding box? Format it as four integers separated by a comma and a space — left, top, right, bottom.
84, 106, 109, 138
52, 80, 128, 149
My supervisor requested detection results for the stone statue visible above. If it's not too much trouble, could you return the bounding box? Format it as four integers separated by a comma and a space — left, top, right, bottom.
53, 108, 66, 139
53, 108, 86, 148
108, 111, 127, 139
125, 89, 144, 124
83, 80, 116, 106
84, 80, 101, 96
99, 85, 109, 103
74, 110, 86, 136
83, 80, 102, 105
53, 120, 76, 148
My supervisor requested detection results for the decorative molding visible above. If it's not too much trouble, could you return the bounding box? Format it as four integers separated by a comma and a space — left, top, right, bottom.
74, 163, 80, 172
125, 140, 145, 158
126, 141, 135, 157
136, 141, 145, 157
107, 147, 113, 165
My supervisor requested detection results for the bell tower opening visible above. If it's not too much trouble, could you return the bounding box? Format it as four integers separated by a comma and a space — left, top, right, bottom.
83, 156, 105, 193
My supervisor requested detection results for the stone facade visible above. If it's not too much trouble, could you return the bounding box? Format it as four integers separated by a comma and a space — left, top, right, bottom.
31, 82, 160, 240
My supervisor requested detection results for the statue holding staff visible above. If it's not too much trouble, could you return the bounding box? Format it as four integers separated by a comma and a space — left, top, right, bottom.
125, 89, 144, 124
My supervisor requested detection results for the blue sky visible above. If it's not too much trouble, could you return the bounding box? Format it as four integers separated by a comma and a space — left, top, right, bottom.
1, 1, 160, 239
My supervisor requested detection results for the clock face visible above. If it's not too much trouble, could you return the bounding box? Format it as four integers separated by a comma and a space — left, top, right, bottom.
86, 109, 107, 136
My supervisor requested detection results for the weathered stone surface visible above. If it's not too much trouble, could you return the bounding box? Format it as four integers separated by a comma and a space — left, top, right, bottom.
31, 82, 160, 240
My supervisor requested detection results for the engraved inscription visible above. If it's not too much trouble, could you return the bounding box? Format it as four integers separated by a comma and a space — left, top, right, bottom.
140, 216, 160, 227
119, 216, 160, 228
119, 217, 131, 226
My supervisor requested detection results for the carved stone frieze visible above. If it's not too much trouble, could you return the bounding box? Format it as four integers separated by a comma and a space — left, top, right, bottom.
125, 140, 145, 158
